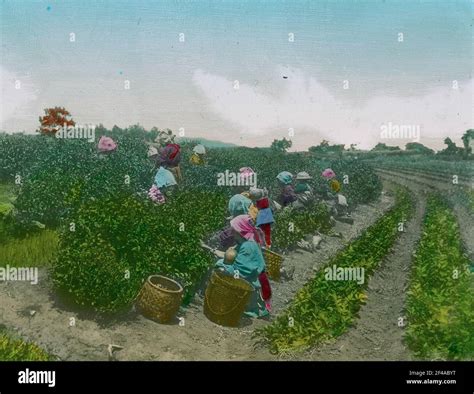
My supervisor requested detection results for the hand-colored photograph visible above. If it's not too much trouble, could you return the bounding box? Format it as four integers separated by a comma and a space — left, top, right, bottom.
0, 0, 472, 373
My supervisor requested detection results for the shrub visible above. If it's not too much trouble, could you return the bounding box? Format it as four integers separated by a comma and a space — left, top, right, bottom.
0, 331, 53, 361
405, 195, 474, 360
13, 135, 153, 228
272, 202, 332, 252
190, 148, 381, 205
52, 191, 227, 313
256, 188, 412, 353
328, 159, 382, 204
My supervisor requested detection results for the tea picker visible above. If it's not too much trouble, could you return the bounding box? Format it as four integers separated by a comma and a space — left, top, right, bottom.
200, 240, 225, 259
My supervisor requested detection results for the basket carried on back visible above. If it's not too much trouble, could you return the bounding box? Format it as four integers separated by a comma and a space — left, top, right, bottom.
136, 275, 183, 323
204, 271, 253, 327
263, 248, 283, 281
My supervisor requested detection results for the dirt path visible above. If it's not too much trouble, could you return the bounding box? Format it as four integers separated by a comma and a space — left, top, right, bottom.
305, 167, 474, 362
305, 185, 425, 361
377, 170, 473, 261
448, 201, 474, 263
0, 193, 395, 361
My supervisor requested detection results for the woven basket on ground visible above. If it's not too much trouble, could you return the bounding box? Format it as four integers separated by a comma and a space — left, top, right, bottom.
136, 275, 183, 323
204, 271, 253, 327
263, 248, 283, 281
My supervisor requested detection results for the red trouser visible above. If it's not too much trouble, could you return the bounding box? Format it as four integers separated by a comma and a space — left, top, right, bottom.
259, 223, 272, 247
258, 272, 272, 301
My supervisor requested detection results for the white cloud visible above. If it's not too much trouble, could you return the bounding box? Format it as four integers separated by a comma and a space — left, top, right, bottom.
0, 66, 37, 130
193, 67, 473, 149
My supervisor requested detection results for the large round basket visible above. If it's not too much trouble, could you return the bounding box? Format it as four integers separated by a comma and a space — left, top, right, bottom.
204, 271, 253, 327
136, 275, 183, 323
263, 248, 283, 281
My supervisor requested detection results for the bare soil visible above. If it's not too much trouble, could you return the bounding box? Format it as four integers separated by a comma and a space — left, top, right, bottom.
0, 191, 395, 361
2, 170, 469, 361
305, 186, 426, 361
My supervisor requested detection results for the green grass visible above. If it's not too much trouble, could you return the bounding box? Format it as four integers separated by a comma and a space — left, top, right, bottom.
256, 188, 413, 353
0, 182, 58, 266
0, 183, 55, 361
0, 230, 59, 267
0, 183, 15, 215
0, 330, 53, 361
405, 195, 474, 360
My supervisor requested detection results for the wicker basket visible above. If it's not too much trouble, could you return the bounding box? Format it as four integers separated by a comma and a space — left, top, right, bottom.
204, 271, 253, 327
263, 248, 283, 281
136, 275, 183, 323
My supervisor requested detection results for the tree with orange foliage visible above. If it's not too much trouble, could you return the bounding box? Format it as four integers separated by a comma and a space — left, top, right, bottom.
38, 107, 75, 136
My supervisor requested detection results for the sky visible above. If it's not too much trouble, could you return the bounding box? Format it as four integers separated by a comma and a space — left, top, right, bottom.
1, 0, 472, 150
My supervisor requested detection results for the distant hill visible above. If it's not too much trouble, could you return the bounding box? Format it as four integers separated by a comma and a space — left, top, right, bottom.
177, 137, 239, 148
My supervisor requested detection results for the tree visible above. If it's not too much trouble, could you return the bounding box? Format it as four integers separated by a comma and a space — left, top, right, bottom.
308, 145, 321, 153
439, 137, 461, 156
349, 143, 358, 151
371, 143, 387, 151
320, 140, 330, 147
405, 142, 434, 155
38, 107, 75, 136
309, 140, 343, 154
461, 129, 474, 157
270, 137, 292, 153
371, 143, 400, 151
111, 125, 124, 134
94, 124, 108, 137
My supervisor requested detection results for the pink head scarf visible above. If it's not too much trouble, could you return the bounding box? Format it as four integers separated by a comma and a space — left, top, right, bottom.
230, 214, 264, 245
98, 136, 117, 152
322, 168, 336, 179
239, 167, 255, 181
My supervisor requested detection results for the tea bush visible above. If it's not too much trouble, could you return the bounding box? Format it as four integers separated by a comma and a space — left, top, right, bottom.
256, 188, 413, 353
329, 159, 382, 204
272, 202, 332, 251
405, 195, 474, 360
52, 191, 227, 313
188, 147, 381, 204
13, 135, 153, 228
